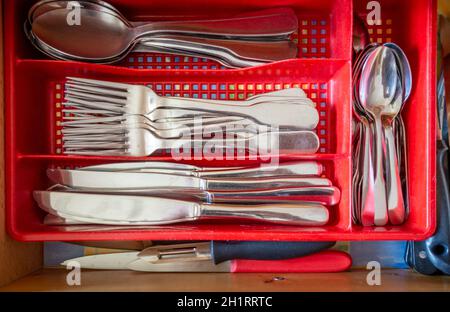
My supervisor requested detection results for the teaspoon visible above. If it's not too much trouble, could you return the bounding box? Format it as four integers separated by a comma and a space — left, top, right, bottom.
359, 46, 399, 226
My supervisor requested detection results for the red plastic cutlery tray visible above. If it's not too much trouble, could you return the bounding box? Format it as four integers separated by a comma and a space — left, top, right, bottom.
3, 0, 437, 241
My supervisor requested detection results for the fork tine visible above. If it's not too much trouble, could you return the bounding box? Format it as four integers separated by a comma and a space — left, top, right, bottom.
62, 125, 127, 133
64, 96, 125, 108
63, 142, 128, 149
67, 77, 130, 91
63, 100, 124, 115
63, 134, 126, 142
61, 115, 126, 125
65, 83, 128, 98
62, 116, 122, 122
65, 90, 127, 105
63, 149, 127, 156
63, 109, 121, 115
64, 117, 127, 124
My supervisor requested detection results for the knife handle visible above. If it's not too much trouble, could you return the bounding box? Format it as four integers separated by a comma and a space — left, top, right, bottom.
200, 203, 329, 226
209, 186, 341, 206
230, 251, 351, 273
205, 177, 329, 191
211, 241, 335, 264
198, 162, 323, 178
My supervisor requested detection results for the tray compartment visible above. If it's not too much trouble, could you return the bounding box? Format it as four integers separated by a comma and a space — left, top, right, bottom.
13, 59, 351, 157
7, 0, 352, 61
353, 0, 437, 238
9, 156, 349, 241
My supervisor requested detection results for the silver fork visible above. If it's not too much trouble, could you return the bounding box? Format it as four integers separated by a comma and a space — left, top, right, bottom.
66, 78, 311, 108
62, 127, 320, 156
64, 77, 319, 129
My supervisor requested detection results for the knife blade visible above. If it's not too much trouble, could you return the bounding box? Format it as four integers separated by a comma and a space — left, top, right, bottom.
34, 190, 329, 226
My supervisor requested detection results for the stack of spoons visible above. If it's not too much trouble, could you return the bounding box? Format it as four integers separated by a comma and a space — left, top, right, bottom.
352, 43, 411, 226
26, 0, 298, 68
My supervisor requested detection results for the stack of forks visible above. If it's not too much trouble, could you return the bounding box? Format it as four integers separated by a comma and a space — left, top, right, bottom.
61, 77, 321, 156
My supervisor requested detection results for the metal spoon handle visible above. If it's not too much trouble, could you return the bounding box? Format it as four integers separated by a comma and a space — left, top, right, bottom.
142, 39, 264, 68
374, 117, 389, 225
384, 125, 405, 224
139, 36, 297, 62
132, 43, 240, 68
132, 8, 298, 39
361, 122, 376, 226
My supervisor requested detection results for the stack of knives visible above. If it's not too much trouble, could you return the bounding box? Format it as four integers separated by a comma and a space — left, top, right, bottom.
34, 161, 340, 227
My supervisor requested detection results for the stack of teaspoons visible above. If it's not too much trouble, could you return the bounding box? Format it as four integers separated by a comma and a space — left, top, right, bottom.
352, 43, 411, 226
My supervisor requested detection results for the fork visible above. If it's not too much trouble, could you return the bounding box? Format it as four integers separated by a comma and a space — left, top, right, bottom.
62, 127, 320, 156
64, 77, 319, 129
66, 78, 311, 108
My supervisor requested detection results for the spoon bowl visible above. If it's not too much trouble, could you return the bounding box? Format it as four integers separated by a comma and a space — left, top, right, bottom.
32, 6, 134, 60
359, 47, 399, 117
384, 43, 412, 101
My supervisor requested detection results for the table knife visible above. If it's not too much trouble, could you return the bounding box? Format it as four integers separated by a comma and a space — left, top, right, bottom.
34, 190, 329, 226
81, 161, 324, 178
47, 169, 332, 191
43, 183, 341, 206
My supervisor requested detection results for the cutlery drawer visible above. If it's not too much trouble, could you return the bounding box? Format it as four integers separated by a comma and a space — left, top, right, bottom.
3, 0, 436, 241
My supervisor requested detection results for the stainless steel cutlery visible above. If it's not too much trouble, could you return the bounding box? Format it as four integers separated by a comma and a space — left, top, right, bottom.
34, 189, 330, 226
47, 169, 333, 190
60, 77, 320, 156
27, 1, 299, 67
81, 161, 324, 177
352, 43, 410, 226
34, 160, 340, 227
